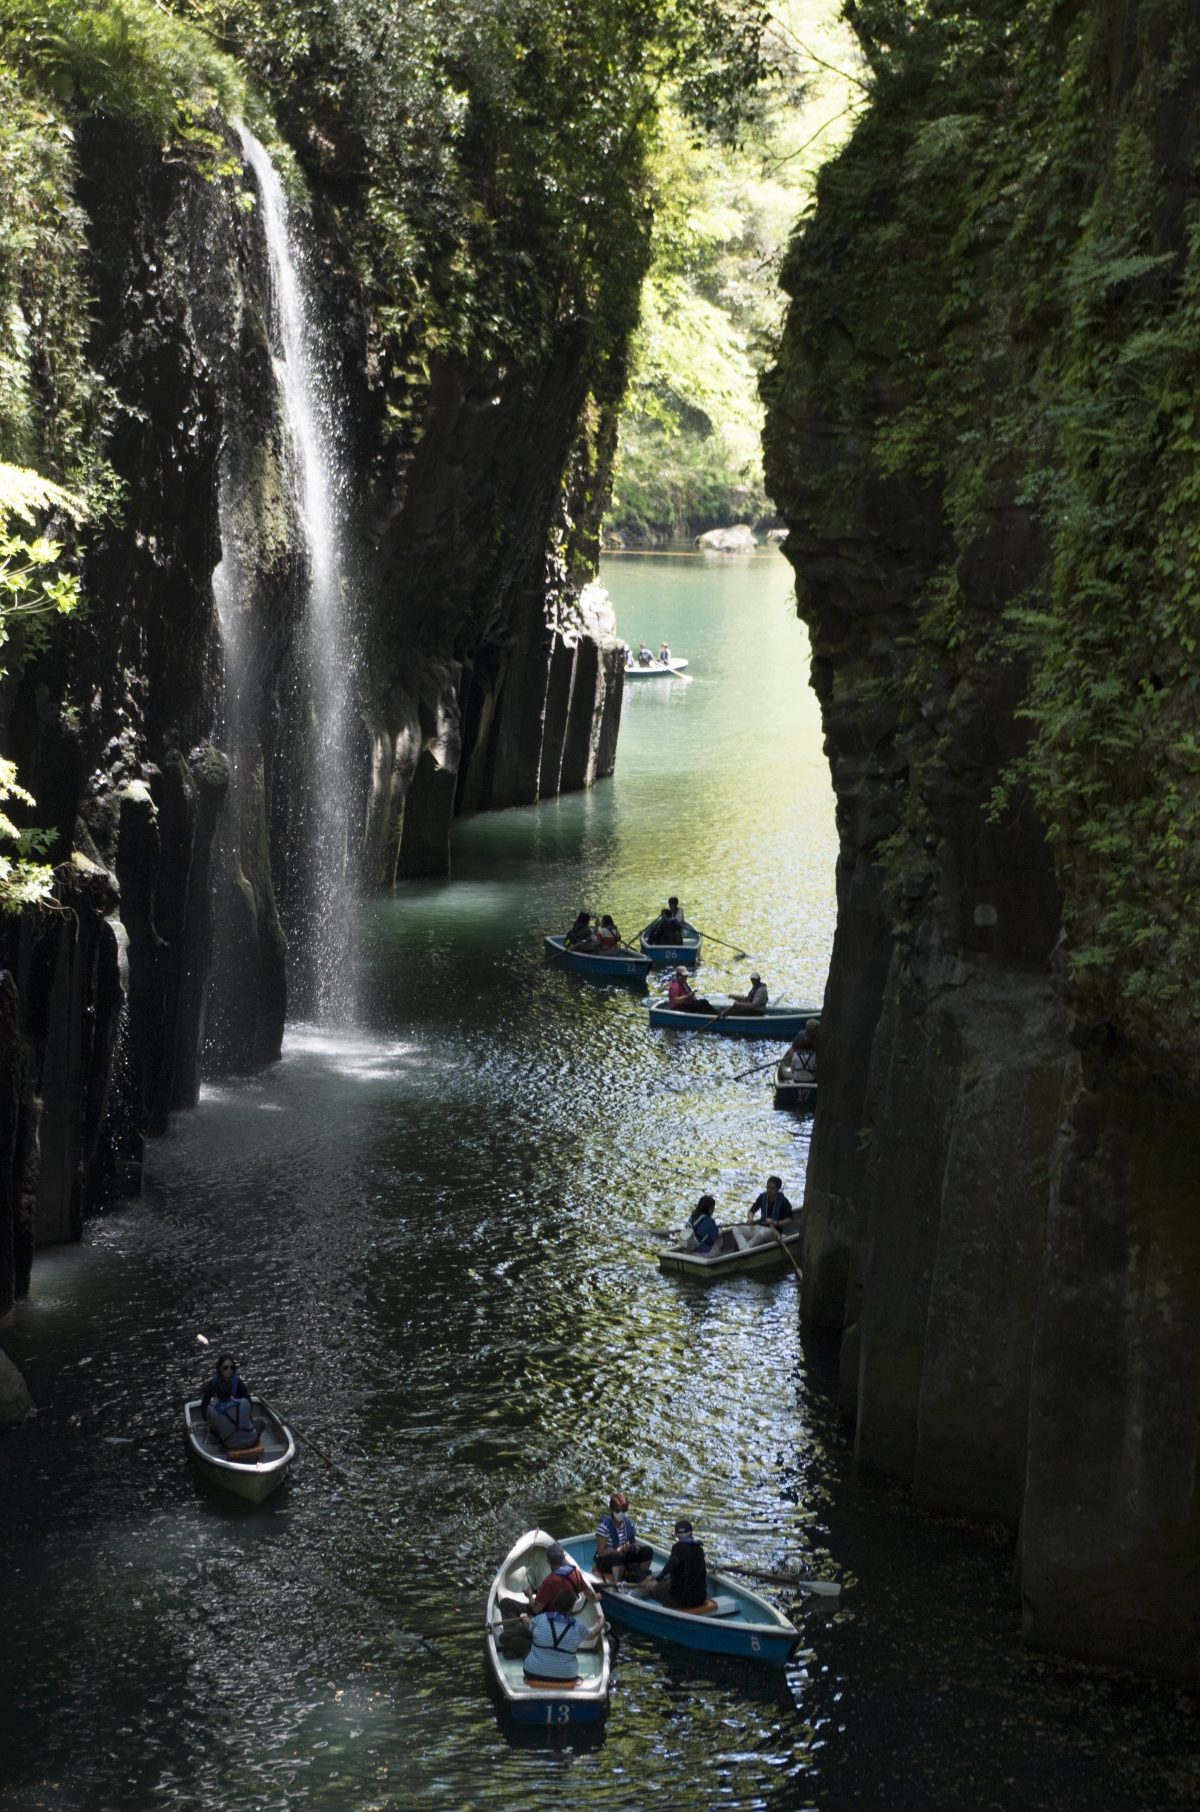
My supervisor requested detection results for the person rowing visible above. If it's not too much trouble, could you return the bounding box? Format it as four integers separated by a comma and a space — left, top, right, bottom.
725, 971, 768, 1016
645, 904, 678, 945
750, 1175, 794, 1227
634, 1518, 710, 1610
519, 1586, 603, 1685
201, 1353, 259, 1451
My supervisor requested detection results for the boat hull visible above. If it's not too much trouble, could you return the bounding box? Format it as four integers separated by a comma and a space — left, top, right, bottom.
657, 1224, 801, 1279
773, 1061, 817, 1112
638, 920, 701, 966
184, 1397, 295, 1503
560, 1534, 798, 1665
544, 935, 651, 980
486, 1528, 610, 1726
623, 658, 688, 677
646, 1003, 821, 1039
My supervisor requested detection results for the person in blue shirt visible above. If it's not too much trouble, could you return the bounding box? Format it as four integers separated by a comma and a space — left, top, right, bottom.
520, 1586, 602, 1683
688, 1194, 721, 1253
750, 1176, 794, 1226
594, 1491, 653, 1585
200, 1354, 259, 1450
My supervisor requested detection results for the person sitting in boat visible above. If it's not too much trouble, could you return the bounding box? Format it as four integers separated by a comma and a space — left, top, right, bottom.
594, 1490, 653, 1585
667, 969, 716, 1014
636, 1518, 710, 1610
528, 1542, 603, 1616
564, 910, 597, 951
725, 971, 769, 1016
594, 914, 621, 952
750, 1175, 794, 1226
637, 642, 653, 666
520, 1587, 601, 1684
783, 1020, 819, 1078
645, 904, 678, 945
658, 639, 671, 662
624, 645, 635, 668
666, 896, 684, 925
201, 1354, 259, 1451
688, 1195, 721, 1253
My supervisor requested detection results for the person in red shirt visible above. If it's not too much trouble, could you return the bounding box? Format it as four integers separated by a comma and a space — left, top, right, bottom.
528, 1542, 604, 1616
667, 969, 715, 1014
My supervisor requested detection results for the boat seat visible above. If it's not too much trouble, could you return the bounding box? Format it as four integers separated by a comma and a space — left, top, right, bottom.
523, 1674, 580, 1690
684, 1598, 720, 1616
225, 1443, 265, 1463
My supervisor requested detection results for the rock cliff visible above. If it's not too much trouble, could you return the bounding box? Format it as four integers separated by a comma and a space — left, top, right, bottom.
0, 56, 630, 1312
764, 0, 1200, 1677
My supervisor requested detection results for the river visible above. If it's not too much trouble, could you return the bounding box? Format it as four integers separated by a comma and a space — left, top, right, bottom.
1, 550, 1196, 1812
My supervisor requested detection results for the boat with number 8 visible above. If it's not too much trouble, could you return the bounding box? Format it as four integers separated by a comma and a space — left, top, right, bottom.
559, 1533, 800, 1664
485, 1528, 611, 1726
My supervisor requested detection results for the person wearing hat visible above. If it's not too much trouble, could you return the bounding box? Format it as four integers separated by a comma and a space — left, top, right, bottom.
667, 968, 716, 1014
725, 971, 768, 1016
636, 1518, 710, 1610
527, 1541, 603, 1616
594, 1490, 653, 1585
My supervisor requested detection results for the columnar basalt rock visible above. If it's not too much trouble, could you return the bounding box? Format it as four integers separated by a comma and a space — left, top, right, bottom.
764, 0, 1200, 1678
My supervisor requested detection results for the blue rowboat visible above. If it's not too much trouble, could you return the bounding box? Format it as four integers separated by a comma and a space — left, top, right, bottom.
560, 1533, 799, 1666
544, 935, 651, 980
646, 1002, 821, 1039
774, 1057, 817, 1112
638, 920, 701, 966
485, 1528, 611, 1726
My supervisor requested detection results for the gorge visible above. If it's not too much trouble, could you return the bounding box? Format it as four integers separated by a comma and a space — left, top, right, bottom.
1, 0, 1198, 1751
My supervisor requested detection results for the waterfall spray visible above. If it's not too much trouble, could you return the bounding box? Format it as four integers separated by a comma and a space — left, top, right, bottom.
233, 123, 358, 1023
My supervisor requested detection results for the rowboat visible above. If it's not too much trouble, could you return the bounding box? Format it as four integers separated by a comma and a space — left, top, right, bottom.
774, 1057, 817, 1112
544, 935, 651, 980
638, 919, 701, 966
657, 1220, 801, 1279
486, 1528, 611, 1726
560, 1533, 800, 1665
646, 1001, 821, 1039
623, 657, 689, 678
184, 1396, 295, 1504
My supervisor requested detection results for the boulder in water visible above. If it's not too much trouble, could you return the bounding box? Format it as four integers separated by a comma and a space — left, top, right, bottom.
695, 524, 756, 552
0, 1350, 34, 1429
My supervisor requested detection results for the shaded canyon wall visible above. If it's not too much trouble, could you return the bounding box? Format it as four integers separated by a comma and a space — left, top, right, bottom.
764, 0, 1200, 1677
0, 110, 626, 1315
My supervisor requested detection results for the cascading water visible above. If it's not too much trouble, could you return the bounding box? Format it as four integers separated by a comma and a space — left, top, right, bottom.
232, 122, 359, 1022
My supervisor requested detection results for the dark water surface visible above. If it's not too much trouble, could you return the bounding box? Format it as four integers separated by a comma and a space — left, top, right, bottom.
2, 551, 1197, 1811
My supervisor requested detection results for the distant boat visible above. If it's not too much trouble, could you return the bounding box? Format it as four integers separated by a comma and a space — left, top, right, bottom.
638, 920, 701, 966
544, 935, 651, 980
774, 1057, 817, 1112
646, 1002, 820, 1039
657, 1221, 801, 1279
560, 1532, 800, 1665
486, 1528, 611, 1726
623, 656, 689, 677
184, 1396, 295, 1503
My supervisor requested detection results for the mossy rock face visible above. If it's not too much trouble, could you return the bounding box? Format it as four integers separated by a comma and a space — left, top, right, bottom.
764, 0, 1200, 1677
0, 1350, 34, 1429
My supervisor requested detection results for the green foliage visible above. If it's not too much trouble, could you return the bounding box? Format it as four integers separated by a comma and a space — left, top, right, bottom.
0, 462, 83, 911
610, 1, 865, 539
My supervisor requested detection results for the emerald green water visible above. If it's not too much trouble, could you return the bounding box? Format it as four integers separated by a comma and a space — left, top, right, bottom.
1, 551, 1196, 1811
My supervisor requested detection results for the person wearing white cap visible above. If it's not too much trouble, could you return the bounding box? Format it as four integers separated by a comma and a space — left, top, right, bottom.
725, 971, 768, 1016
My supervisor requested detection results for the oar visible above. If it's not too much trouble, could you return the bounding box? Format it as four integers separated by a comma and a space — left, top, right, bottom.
770, 1224, 805, 1284
277, 1414, 352, 1485
687, 925, 749, 959
722, 1563, 841, 1598
420, 1614, 528, 1640
692, 1000, 737, 1033
731, 1056, 780, 1082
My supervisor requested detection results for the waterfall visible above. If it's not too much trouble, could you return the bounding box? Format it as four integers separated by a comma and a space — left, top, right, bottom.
233, 122, 358, 1023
